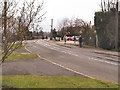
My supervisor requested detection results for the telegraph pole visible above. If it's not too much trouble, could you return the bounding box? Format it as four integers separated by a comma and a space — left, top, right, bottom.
51, 19, 53, 32
50, 19, 53, 39
115, 0, 118, 51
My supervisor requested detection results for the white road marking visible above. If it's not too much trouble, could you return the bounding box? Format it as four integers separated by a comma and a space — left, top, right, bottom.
25, 45, 95, 79
88, 57, 119, 66
35, 40, 119, 66
36, 41, 84, 58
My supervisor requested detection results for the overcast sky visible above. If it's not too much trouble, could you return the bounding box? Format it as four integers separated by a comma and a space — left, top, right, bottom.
40, 0, 102, 32
16, 0, 120, 32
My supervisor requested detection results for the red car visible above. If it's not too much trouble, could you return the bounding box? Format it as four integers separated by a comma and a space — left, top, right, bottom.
67, 37, 72, 40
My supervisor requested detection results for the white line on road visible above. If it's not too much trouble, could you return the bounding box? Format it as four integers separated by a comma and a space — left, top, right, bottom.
35, 40, 119, 66
88, 57, 119, 66
25, 41, 119, 84
25, 45, 95, 79
36, 40, 84, 58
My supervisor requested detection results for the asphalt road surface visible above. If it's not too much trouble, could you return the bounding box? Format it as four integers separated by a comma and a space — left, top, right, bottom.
23, 40, 118, 83
3, 58, 87, 78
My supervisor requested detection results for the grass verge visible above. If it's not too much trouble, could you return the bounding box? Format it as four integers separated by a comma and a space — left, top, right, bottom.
5, 52, 38, 62
51, 39, 64, 42
67, 43, 79, 46
2, 75, 119, 88
67, 43, 95, 48
83, 45, 95, 48
11, 43, 24, 50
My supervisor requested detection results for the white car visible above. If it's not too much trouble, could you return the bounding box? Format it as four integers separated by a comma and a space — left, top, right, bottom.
71, 36, 79, 41
55, 37, 60, 41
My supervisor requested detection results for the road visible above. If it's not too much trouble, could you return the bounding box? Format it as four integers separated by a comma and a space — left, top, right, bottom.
24, 40, 119, 83
3, 57, 87, 78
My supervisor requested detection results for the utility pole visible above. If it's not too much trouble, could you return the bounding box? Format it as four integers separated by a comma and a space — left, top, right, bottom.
50, 19, 53, 39
115, 0, 118, 51
3, 0, 7, 53
51, 19, 53, 32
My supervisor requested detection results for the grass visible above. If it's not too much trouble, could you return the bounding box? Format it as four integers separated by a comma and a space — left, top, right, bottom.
67, 43, 79, 46
3, 43, 38, 62
2, 75, 119, 88
67, 43, 96, 48
11, 43, 24, 50
51, 39, 64, 42
5, 52, 38, 62
83, 45, 95, 48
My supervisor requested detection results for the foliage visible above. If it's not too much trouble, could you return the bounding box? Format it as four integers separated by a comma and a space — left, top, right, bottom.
82, 27, 96, 46
94, 9, 119, 50
57, 18, 96, 46
52, 28, 57, 39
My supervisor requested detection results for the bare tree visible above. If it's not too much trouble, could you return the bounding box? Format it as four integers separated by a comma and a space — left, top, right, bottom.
0, 0, 46, 63
18, 0, 46, 40
57, 17, 89, 37
1, 0, 21, 63
100, 0, 116, 12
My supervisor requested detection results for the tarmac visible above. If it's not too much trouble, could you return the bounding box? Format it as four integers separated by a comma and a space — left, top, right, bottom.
2, 47, 87, 78
54, 40, 119, 57
46, 40, 119, 62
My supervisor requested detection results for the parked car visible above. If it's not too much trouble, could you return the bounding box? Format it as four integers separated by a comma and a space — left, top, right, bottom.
55, 37, 60, 41
70, 36, 79, 41
67, 37, 72, 40
75, 36, 79, 41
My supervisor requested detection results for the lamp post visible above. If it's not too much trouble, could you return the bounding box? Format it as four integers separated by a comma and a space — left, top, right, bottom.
50, 19, 53, 40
